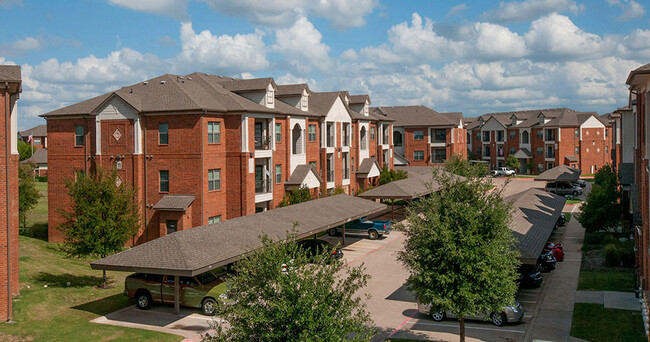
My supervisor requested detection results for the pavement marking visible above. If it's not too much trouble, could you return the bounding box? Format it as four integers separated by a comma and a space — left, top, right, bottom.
408, 321, 526, 334
387, 310, 418, 338
343, 235, 401, 267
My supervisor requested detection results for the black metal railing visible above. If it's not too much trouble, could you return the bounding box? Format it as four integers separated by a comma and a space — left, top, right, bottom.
326, 170, 335, 182
255, 135, 271, 150
255, 176, 271, 193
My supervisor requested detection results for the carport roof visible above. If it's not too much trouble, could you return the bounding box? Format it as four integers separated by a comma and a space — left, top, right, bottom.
357, 166, 465, 200
91, 194, 387, 276
534, 165, 581, 182
506, 188, 566, 264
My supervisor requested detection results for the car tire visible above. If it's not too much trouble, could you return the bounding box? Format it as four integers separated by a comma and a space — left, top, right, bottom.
431, 311, 445, 321
201, 298, 217, 316
135, 291, 152, 310
491, 312, 507, 326
535, 263, 544, 273
327, 228, 337, 236
368, 230, 379, 240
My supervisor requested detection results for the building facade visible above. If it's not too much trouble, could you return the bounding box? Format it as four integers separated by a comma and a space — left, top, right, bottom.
373, 106, 466, 166
18, 124, 47, 150
0, 65, 20, 322
467, 108, 613, 174
43, 73, 392, 244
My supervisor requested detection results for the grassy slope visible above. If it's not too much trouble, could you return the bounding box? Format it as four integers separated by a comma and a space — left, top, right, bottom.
571, 303, 645, 342
4, 182, 180, 342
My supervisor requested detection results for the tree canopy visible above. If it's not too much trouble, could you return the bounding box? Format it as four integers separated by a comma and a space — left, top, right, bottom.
204, 232, 375, 342
506, 155, 519, 171
18, 163, 41, 231
444, 154, 487, 178
578, 164, 621, 233
278, 186, 312, 207
379, 165, 408, 185
17, 139, 33, 161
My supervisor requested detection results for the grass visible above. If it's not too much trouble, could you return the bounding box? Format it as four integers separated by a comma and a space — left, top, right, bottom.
566, 199, 582, 204
577, 270, 636, 292
563, 213, 572, 223
22, 181, 48, 240
570, 303, 645, 342
5, 181, 181, 342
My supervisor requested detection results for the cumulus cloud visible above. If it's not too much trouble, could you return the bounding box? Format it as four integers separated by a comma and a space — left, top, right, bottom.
446, 4, 468, 18
482, 0, 585, 23
0, 36, 42, 56
108, 0, 189, 20
272, 16, 331, 73
473, 22, 528, 59
607, 0, 646, 21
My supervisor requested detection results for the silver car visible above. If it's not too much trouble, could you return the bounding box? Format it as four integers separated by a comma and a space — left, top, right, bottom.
417, 301, 524, 326
545, 181, 583, 196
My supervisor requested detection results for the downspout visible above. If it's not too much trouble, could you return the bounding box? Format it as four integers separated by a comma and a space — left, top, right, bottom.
5, 84, 12, 322
84, 116, 88, 173
143, 116, 148, 242
200, 111, 205, 224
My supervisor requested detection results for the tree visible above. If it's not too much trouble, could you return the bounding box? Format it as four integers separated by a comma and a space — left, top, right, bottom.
578, 164, 621, 233
379, 165, 408, 185
506, 155, 519, 171
444, 154, 487, 179
204, 232, 375, 341
278, 186, 312, 207
18, 163, 41, 232
526, 160, 536, 175
398, 170, 519, 342
17, 139, 33, 161
58, 167, 140, 287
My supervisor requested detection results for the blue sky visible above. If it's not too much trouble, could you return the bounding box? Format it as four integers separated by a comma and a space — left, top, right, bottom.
1, 0, 649, 130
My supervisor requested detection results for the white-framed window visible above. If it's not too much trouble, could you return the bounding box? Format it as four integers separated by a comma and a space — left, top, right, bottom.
414, 130, 424, 140
208, 122, 220, 144
267, 90, 274, 105
159, 170, 169, 192
208, 169, 221, 191
158, 123, 168, 145
208, 216, 221, 224
275, 164, 282, 184
75, 125, 84, 146
414, 151, 424, 160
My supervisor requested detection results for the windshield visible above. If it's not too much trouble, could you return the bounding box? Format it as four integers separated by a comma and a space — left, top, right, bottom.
196, 271, 218, 285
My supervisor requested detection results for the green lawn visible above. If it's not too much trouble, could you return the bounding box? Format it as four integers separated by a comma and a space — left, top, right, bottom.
566, 199, 582, 204
23, 181, 48, 239
563, 213, 572, 223
571, 303, 645, 342
577, 270, 636, 292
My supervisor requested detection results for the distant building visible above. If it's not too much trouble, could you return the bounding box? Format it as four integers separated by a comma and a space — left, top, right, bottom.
21, 148, 47, 176
18, 124, 46, 150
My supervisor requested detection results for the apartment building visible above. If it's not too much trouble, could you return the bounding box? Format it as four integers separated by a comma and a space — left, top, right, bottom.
42, 73, 392, 244
467, 108, 613, 174
0, 65, 21, 322
18, 124, 47, 150
372, 106, 466, 166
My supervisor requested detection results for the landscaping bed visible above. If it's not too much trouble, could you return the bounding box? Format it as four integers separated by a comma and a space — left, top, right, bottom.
578, 231, 635, 292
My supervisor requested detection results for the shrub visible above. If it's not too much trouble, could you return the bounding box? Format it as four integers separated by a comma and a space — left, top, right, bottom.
604, 241, 635, 267
35, 176, 47, 182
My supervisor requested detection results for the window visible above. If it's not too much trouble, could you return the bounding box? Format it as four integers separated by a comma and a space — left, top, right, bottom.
351, 157, 354, 173
432, 149, 446, 163
575, 147, 579, 155
477, 147, 482, 154
509, 131, 516, 140
275, 164, 282, 184
292, 124, 302, 154
496, 131, 504, 142
414, 130, 424, 140
482, 131, 490, 142
308, 124, 316, 142
414, 151, 424, 160
605, 146, 608, 153
521, 131, 529, 144
393, 131, 403, 146
207, 122, 220, 144
360, 127, 367, 150
509, 147, 516, 155
431, 129, 446, 143
275, 123, 282, 143
546, 145, 554, 158
159, 170, 169, 192
34, 138, 41, 145
537, 164, 543, 173
477, 133, 481, 140
208, 216, 221, 224
370, 126, 376, 140
484, 146, 490, 157
605, 129, 608, 137
342, 123, 350, 146
159, 123, 168, 144
75, 125, 84, 146
536, 130, 543, 139
547, 162, 553, 170
536, 147, 543, 156
575, 129, 579, 137
326, 123, 335, 147
267, 90, 274, 105
208, 169, 221, 191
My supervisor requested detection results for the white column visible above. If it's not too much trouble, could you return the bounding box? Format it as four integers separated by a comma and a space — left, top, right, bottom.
241, 114, 249, 153
95, 116, 102, 155
133, 116, 142, 155
10, 95, 17, 155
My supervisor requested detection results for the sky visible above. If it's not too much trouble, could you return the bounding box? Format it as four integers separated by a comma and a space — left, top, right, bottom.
1, 0, 649, 130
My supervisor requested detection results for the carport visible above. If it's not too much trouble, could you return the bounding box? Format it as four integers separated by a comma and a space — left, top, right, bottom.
91, 194, 387, 314
534, 165, 581, 183
505, 188, 567, 264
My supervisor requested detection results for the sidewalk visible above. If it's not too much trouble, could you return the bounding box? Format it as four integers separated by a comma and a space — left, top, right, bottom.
575, 291, 640, 311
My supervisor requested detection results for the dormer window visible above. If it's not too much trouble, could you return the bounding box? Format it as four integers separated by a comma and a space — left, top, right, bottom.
301, 95, 308, 110
344, 96, 349, 105
267, 90, 274, 105
364, 106, 369, 116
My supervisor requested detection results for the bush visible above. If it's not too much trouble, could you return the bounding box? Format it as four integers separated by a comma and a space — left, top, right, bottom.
35, 176, 47, 182
604, 241, 635, 267
379, 166, 408, 185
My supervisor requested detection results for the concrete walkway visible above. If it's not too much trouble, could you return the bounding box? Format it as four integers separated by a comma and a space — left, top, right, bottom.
575, 291, 641, 311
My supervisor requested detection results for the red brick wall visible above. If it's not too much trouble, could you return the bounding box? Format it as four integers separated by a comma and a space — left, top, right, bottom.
635, 90, 648, 288
403, 127, 429, 166
579, 127, 610, 174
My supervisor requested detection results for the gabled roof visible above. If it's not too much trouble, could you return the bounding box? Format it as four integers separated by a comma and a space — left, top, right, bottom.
565, 155, 578, 162
356, 157, 381, 175
309, 91, 352, 118
0, 65, 21, 82
276, 84, 310, 97
349, 94, 370, 105
153, 195, 195, 211
219, 77, 277, 92
513, 148, 532, 159
285, 164, 323, 186
626, 63, 650, 85
21, 148, 47, 164
394, 151, 409, 166
19, 124, 47, 137
534, 165, 581, 182
373, 106, 461, 127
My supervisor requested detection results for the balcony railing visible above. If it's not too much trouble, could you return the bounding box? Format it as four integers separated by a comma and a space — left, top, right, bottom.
343, 168, 350, 180
255, 177, 271, 194
343, 134, 350, 147
255, 135, 271, 150
545, 132, 555, 141
546, 153, 555, 159
326, 135, 335, 147
326, 170, 334, 182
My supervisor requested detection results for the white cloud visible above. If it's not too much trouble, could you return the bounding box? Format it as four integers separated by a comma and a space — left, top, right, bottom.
482, 0, 585, 23
0, 36, 41, 56
473, 22, 528, 59
607, 0, 646, 21
340, 49, 359, 61
108, 0, 189, 20
272, 16, 331, 72
446, 4, 468, 18
275, 73, 316, 87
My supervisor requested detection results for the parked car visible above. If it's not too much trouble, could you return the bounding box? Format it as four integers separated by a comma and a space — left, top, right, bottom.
572, 179, 587, 188
297, 239, 343, 260
544, 242, 564, 262
545, 181, 583, 196
557, 213, 567, 227
124, 271, 228, 316
517, 265, 543, 288
491, 167, 516, 177
328, 217, 391, 240
537, 251, 556, 272
417, 301, 524, 326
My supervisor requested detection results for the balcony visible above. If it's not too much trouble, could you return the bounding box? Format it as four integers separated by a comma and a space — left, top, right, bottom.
546, 152, 555, 159
326, 170, 334, 182
545, 131, 556, 142
326, 135, 335, 148
255, 176, 271, 194
343, 168, 350, 180
254, 134, 271, 150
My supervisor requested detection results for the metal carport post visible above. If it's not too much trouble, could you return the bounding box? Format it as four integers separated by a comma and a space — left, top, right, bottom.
174, 275, 180, 315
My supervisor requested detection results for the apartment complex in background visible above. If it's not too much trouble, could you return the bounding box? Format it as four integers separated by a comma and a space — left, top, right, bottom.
466, 108, 613, 174
18, 124, 47, 150
42, 73, 393, 244
0, 65, 21, 322
373, 105, 466, 166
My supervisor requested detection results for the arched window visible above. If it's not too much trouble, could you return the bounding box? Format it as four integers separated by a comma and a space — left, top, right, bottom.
521, 131, 529, 144
292, 124, 302, 154
393, 131, 403, 147
360, 127, 367, 150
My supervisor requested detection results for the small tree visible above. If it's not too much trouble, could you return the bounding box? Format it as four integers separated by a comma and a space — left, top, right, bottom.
204, 232, 375, 341
526, 160, 536, 175
398, 171, 519, 342
278, 186, 312, 207
379, 165, 408, 185
444, 154, 487, 178
17, 139, 33, 161
58, 167, 140, 287
18, 163, 41, 232
506, 155, 519, 171
578, 164, 621, 233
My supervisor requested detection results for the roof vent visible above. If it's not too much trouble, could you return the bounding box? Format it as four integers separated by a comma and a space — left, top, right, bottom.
187, 77, 192, 80
129, 88, 133, 93
143, 81, 148, 85
160, 80, 166, 84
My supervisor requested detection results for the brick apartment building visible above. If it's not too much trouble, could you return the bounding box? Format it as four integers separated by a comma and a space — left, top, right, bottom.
18, 124, 46, 150
466, 108, 613, 174
372, 106, 466, 166
42, 73, 392, 244
0, 65, 21, 322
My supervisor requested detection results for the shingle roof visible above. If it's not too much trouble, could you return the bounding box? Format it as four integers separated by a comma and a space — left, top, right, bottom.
276, 84, 310, 97
349, 94, 370, 105
219, 77, 276, 92
356, 157, 380, 175
505, 188, 566, 264
565, 155, 578, 162
285, 164, 323, 186
91, 194, 387, 276
21, 148, 47, 164
153, 195, 195, 211
394, 151, 409, 166
0, 65, 21, 82
534, 165, 581, 182
309, 91, 346, 117
626, 63, 650, 85
19, 124, 47, 137
513, 148, 532, 158
358, 166, 465, 200
374, 106, 461, 127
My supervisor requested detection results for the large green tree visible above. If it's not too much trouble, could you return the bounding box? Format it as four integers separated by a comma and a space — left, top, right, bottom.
17, 139, 33, 161
398, 171, 519, 342
444, 154, 487, 178
578, 164, 621, 233
204, 233, 375, 342
18, 163, 41, 231
506, 155, 519, 171
58, 167, 140, 287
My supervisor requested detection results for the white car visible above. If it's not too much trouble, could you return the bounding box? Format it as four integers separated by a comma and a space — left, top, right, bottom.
491, 167, 516, 177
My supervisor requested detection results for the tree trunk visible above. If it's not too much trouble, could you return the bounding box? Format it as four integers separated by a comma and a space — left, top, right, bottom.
459, 316, 465, 342
102, 269, 107, 288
